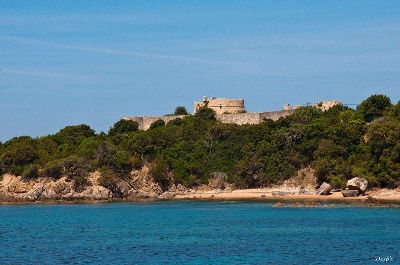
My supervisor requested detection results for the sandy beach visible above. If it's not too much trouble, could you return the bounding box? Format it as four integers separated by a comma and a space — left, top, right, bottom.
172, 187, 400, 204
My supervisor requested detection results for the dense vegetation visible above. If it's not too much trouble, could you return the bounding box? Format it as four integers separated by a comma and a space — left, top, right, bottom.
1, 95, 399, 192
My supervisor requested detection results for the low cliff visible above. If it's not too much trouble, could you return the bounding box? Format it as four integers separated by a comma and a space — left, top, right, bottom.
0, 167, 163, 202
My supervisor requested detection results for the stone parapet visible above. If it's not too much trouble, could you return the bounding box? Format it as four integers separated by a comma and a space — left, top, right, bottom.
216, 112, 261, 125
260, 110, 294, 121
123, 115, 187, 130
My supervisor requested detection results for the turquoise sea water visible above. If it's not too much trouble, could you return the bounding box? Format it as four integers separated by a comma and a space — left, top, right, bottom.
0, 201, 399, 264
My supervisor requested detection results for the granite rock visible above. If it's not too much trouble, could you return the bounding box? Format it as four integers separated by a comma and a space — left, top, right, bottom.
341, 189, 359, 197
347, 177, 368, 194
316, 182, 332, 195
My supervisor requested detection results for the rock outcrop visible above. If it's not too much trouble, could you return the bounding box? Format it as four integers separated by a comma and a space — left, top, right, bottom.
0, 166, 163, 202
316, 182, 332, 195
19, 183, 45, 201
284, 167, 317, 195
208, 172, 228, 189
161, 184, 188, 198
77, 185, 112, 200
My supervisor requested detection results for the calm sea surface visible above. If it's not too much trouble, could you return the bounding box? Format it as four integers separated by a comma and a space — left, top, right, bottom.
0, 201, 399, 264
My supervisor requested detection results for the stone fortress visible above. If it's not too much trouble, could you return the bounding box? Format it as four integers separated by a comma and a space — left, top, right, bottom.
124, 97, 342, 131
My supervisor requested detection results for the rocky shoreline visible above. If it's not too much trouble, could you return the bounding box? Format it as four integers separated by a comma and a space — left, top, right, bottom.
1, 168, 400, 205
0, 167, 162, 202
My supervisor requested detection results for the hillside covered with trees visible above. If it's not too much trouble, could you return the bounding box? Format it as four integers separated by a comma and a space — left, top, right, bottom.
1, 94, 399, 196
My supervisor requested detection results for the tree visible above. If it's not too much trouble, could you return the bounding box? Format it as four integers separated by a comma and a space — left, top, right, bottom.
195, 107, 216, 121
149, 119, 166, 130
98, 167, 124, 197
96, 141, 132, 175
0, 136, 39, 175
54, 124, 96, 146
108, 119, 139, 137
356, 94, 392, 122
320, 105, 355, 128
22, 164, 40, 180
149, 156, 171, 191
388, 100, 400, 119
290, 106, 322, 124
61, 156, 90, 192
43, 160, 63, 179
174, 106, 189, 115
325, 119, 366, 152
77, 136, 102, 160
62, 156, 90, 179
168, 118, 183, 127
36, 136, 59, 165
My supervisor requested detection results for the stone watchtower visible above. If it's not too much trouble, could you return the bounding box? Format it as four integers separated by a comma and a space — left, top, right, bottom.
193, 96, 246, 114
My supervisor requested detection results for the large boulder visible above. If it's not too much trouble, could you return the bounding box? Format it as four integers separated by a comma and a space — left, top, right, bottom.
316, 182, 332, 195
347, 177, 368, 194
341, 189, 359, 197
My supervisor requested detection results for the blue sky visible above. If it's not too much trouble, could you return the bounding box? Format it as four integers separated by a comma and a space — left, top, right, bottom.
1, 1, 399, 142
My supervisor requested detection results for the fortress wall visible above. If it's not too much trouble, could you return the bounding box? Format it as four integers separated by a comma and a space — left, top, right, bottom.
216, 110, 294, 126
216, 113, 261, 125
123, 115, 187, 130
260, 110, 294, 121
123, 110, 294, 131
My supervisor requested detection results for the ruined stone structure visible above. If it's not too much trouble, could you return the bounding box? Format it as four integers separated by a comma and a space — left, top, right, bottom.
123, 97, 342, 131
313, 100, 342, 111
194, 96, 245, 114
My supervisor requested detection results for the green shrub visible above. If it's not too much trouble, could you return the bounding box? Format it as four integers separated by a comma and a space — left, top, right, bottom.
149, 157, 171, 191
43, 160, 63, 180
98, 167, 123, 197
174, 106, 189, 115
22, 164, 40, 180
108, 119, 139, 136
329, 175, 346, 189
195, 107, 216, 121
149, 119, 166, 130
72, 175, 89, 193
